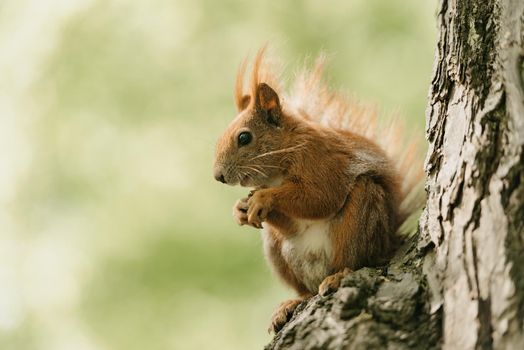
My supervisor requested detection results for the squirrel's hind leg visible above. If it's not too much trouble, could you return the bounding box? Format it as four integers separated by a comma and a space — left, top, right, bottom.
268, 294, 312, 333
318, 267, 352, 296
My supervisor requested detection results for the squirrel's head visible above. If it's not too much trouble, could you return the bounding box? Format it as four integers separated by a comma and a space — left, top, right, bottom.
213, 82, 289, 188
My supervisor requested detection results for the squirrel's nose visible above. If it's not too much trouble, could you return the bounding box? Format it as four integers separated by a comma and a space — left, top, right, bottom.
214, 170, 226, 183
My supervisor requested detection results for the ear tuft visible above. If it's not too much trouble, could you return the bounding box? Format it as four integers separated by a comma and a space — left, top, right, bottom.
256, 83, 280, 112
238, 95, 251, 111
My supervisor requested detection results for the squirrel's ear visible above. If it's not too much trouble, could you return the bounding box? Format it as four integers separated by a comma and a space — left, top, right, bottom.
255, 83, 281, 126
237, 94, 251, 112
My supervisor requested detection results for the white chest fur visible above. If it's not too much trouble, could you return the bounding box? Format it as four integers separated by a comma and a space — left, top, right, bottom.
279, 220, 333, 293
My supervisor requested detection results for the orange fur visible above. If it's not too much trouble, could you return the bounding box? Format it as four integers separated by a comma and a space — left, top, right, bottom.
213, 49, 424, 333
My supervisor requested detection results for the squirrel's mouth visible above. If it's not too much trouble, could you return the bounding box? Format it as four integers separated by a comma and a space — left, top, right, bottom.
240, 175, 251, 187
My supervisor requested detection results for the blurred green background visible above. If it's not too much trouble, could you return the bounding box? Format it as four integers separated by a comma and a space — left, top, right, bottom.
0, 1, 436, 349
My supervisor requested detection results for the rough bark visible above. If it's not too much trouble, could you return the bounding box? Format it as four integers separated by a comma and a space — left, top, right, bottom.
266, 0, 524, 349
265, 236, 441, 350
421, 0, 524, 348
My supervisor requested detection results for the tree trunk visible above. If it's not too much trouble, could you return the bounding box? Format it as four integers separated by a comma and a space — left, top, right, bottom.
266, 1, 524, 349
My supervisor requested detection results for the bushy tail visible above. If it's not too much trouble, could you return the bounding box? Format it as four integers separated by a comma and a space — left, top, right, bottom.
285, 57, 425, 231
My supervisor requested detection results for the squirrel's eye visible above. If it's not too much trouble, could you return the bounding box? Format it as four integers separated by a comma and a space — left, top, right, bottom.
237, 131, 252, 147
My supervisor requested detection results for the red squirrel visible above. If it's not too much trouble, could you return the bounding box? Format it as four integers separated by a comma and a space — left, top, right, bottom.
213, 48, 423, 333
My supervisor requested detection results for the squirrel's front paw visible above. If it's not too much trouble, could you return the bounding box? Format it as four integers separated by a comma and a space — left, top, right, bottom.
233, 198, 262, 229
247, 190, 273, 227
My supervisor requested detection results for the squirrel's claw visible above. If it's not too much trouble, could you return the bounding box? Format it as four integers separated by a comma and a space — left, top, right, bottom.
318, 267, 352, 296
246, 190, 273, 227
268, 299, 302, 334
233, 197, 262, 229
247, 203, 267, 227
233, 198, 249, 226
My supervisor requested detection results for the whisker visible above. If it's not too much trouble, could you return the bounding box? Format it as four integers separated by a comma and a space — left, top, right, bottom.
239, 165, 269, 178
224, 166, 235, 181
236, 169, 248, 183
247, 163, 285, 170
243, 164, 272, 173
239, 169, 258, 184
249, 142, 308, 161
